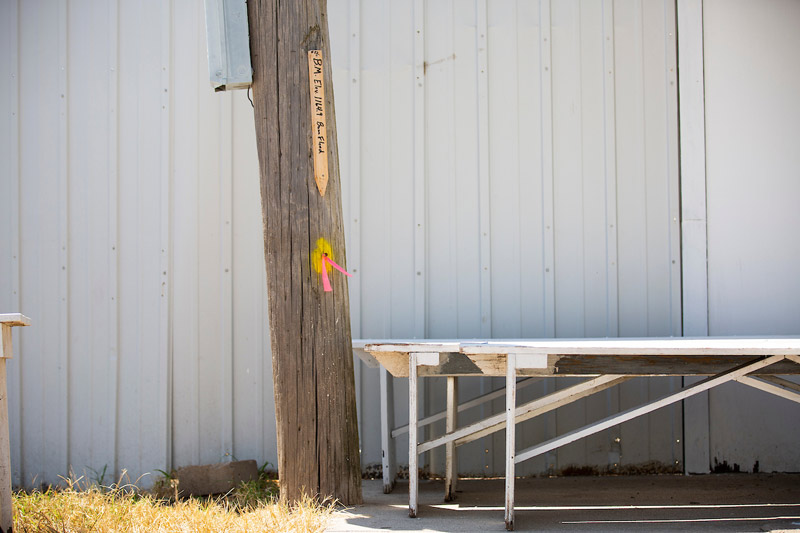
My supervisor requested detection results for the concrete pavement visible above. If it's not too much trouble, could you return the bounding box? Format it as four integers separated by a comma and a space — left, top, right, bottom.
327, 474, 800, 532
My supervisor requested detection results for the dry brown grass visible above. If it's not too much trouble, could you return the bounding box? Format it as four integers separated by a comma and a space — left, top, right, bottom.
13, 476, 335, 533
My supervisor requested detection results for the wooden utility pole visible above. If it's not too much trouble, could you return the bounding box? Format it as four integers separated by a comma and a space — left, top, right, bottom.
247, 0, 362, 504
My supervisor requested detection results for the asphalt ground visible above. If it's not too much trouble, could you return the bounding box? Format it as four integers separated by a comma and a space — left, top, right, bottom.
327, 474, 800, 532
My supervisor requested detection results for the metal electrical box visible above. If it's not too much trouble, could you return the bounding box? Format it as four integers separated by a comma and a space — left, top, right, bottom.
204, 0, 252, 91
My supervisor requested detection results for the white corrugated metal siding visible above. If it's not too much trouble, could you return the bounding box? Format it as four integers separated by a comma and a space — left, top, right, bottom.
349, 0, 682, 476
703, 0, 800, 472
1, 0, 797, 488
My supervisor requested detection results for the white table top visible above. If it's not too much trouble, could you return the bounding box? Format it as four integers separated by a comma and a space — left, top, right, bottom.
0, 314, 30, 327
357, 337, 800, 377
460, 336, 800, 355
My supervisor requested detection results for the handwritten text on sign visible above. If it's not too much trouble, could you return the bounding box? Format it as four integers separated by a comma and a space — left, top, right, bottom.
307, 50, 328, 197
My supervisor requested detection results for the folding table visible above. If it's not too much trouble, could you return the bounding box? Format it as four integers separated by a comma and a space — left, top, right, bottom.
362, 337, 800, 530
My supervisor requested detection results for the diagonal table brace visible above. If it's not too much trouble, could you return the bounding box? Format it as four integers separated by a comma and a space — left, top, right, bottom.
386, 376, 540, 495
417, 374, 629, 455
514, 354, 785, 465
409, 370, 629, 520
736, 375, 800, 404
502, 354, 787, 531
392, 377, 541, 438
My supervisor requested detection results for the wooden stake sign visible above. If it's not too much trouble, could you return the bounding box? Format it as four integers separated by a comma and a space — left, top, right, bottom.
308, 50, 328, 196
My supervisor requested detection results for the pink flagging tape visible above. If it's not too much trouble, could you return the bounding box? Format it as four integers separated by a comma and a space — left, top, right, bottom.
322, 258, 332, 292
325, 255, 353, 277
321, 254, 352, 292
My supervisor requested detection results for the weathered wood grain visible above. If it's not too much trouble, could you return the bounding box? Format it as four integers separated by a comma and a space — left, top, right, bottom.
247, 0, 361, 505
547, 354, 800, 376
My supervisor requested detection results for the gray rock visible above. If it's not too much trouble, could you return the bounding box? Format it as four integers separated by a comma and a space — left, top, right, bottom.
174, 460, 259, 497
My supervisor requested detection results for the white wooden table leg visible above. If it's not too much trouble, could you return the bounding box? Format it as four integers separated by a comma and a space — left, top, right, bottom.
445, 376, 458, 501
505, 353, 516, 531
380, 367, 396, 493
408, 353, 419, 518
389, 379, 397, 494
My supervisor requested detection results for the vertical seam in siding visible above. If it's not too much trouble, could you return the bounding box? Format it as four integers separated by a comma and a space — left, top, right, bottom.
220, 92, 234, 461
665, 0, 681, 466
414, 0, 426, 339
192, 1, 201, 467
7, 0, 22, 487
577, 1, 587, 338
413, 0, 429, 467
348, 0, 363, 444
384, 6, 393, 339
477, 0, 491, 339
450, 0, 459, 336
677, 0, 710, 474
540, 0, 555, 339
477, 0, 493, 475
665, 0, 682, 337
108, 0, 120, 480
348, 0, 361, 339
602, 0, 621, 467
135, 0, 144, 472
514, 0, 523, 336
578, 1, 588, 462
638, 2, 652, 336
160, 0, 173, 473
603, 0, 619, 337
677, 0, 708, 337
57, 0, 70, 481
635, 0, 653, 447
540, 0, 557, 472
261, 220, 268, 465
665, 1, 682, 468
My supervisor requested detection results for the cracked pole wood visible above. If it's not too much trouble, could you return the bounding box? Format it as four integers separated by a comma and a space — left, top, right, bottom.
247, 0, 362, 504
0, 314, 30, 533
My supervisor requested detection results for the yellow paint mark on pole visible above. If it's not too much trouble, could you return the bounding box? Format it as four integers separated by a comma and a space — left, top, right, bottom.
311, 237, 352, 292
308, 50, 329, 197
311, 237, 334, 274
